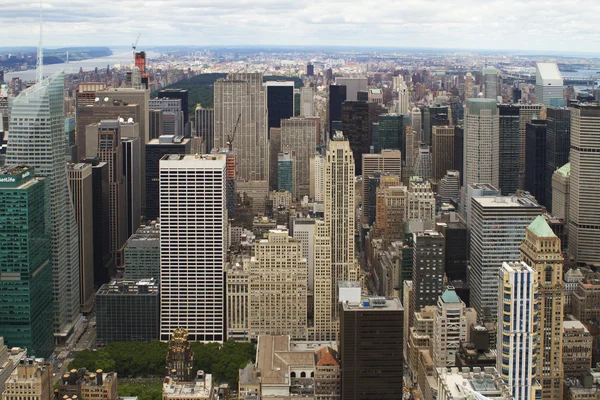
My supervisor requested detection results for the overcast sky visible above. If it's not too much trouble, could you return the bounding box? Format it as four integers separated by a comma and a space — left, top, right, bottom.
1, 0, 599, 53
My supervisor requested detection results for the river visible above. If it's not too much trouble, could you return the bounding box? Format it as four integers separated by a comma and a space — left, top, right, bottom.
4, 48, 159, 82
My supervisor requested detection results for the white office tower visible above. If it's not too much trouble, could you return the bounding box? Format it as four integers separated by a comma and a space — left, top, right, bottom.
414, 145, 433, 181
469, 195, 541, 321
159, 154, 227, 342
482, 66, 499, 100
498, 262, 542, 400
462, 98, 499, 216
411, 107, 422, 139
396, 78, 409, 115
324, 133, 356, 321
214, 72, 268, 181
569, 104, 600, 266
432, 287, 471, 368
6, 72, 81, 338
407, 176, 435, 222
300, 86, 314, 117
535, 62, 564, 106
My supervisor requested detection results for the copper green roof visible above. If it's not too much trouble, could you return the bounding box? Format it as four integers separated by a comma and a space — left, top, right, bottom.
440, 287, 462, 303
527, 215, 557, 238
556, 162, 570, 177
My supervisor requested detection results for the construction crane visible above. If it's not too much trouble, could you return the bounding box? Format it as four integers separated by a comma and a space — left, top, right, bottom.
227, 113, 242, 150
132, 33, 142, 52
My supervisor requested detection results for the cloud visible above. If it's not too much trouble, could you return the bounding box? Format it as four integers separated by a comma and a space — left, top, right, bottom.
0, 0, 599, 53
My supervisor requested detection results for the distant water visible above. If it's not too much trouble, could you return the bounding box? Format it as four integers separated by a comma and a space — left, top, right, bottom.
4, 48, 158, 82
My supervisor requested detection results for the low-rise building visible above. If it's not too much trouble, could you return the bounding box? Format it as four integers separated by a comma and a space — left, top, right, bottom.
436, 367, 512, 400
0, 338, 26, 394
3, 359, 52, 400
314, 347, 340, 400
163, 372, 213, 400
58, 369, 118, 400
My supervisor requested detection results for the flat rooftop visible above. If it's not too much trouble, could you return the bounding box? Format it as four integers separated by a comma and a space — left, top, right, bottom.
342, 297, 403, 311
473, 195, 541, 208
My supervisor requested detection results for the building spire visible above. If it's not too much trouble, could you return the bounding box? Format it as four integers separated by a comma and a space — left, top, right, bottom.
36, 0, 43, 84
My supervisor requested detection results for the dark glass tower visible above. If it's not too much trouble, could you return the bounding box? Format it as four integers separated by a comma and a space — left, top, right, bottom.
545, 107, 571, 213
378, 114, 405, 157
525, 120, 548, 207
266, 83, 294, 134
328, 85, 346, 136
342, 101, 386, 174
0, 166, 53, 358
498, 104, 520, 195
158, 89, 189, 125
423, 106, 450, 145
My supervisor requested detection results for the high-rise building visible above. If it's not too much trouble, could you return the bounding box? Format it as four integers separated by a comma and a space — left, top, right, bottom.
145, 135, 191, 221
159, 154, 226, 341
545, 107, 571, 213
470, 195, 541, 321
6, 72, 80, 340
497, 262, 542, 400
439, 170, 460, 203
453, 125, 464, 186
378, 114, 405, 155
525, 120, 548, 207
482, 66, 499, 99
518, 104, 544, 189
520, 216, 564, 400
562, 320, 592, 378
0, 166, 53, 358
407, 176, 435, 222
411, 231, 445, 313
300, 86, 314, 117
423, 106, 450, 145
309, 153, 325, 202
265, 81, 294, 133
280, 117, 320, 198
375, 184, 408, 243
361, 150, 402, 224
324, 133, 357, 321
214, 73, 268, 182
414, 146, 433, 181
432, 126, 455, 181
306, 63, 314, 76
277, 151, 295, 196
535, 62, 564, 107
328, 85, 347, 136
149, 97, 183, 137
498, 104, 521, 195
2, 360, 53, 400
293, 219, 317, 293
123, 224, 160, 282
340, 297, 403, 400
552, 163, 570, 221
411, 107, 422, 139
96, 279, 159, 344
269, 127, 281, 191
248, 230, 308, 339
342, 101, 386, 174
396, 79, 409, 115
432, 287, 471, 368
121, 133, 141, 239
568, 103, 600, 266
194, 105, 213, 154
366, 174, 400, 226
88, 121, 128, 264
436, 218, 468, 282
312, 220, 334, 340
158, 89, 189, 133
334, 77, 367, 101
67, 163, 95, 313
462, 98, 499, 205
149, 109, 164, 140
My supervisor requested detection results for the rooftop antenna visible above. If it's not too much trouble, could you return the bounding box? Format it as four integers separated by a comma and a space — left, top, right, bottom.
36, 0, 43, 84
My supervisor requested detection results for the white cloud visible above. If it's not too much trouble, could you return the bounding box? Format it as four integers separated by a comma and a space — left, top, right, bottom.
0, 0, 599, 53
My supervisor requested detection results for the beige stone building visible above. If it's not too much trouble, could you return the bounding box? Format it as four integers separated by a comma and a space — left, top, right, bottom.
407, 176, 435, 222
3, 360, 52, 400
563, 320, 593, 378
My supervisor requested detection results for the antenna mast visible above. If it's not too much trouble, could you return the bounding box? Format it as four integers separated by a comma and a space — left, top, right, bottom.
36, 0, 43, 84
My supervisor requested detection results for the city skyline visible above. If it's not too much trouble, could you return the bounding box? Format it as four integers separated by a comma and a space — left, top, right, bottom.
2, 0, 600, 54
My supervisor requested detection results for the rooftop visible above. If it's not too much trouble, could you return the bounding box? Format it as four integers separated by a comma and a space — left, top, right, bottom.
256, 336, 315, 386
472, 195, 541, 208
536, 62, 563, 81
440, 287, 462, 304
528, 215, 557, 238
563, 320, 589, 332
163, 374, 212, 399
556, 162, 570, 177
342, 297, 403, 311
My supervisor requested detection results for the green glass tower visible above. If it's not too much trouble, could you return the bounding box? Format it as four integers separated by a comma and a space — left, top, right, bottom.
378, 114, 405, 155
0, 166, 53, 358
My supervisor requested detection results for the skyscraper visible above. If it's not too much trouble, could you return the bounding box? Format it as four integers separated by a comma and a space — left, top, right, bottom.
462, 98, 499, 216
194, 105, 214, 154
265, 81, 294, 133
149, 97, 183, 137
498, 104, 520, 195
552, 162, 570, 221
518, 104, 544, 189
324, 133, 357, 320
334, 77, 367, 101
521, 216, 564, 400
159, 154, 227, 341
67, 163, 95, 313
277, 151, 295, 196
361, 150, 402, 224
121, 133, 141, 239
431, 126, 454, 181
469, 195, 541, 321
423, 106, 450, 145
432, 287, 470, 368
0, 166, 53, 358
411, 107, 422, 139
280, 117, 320, 198
545, 107, 571, 213
248, 229, 308, 339
497, 262, 542, 400
328, 85, 346, 136
535, 62, 564, 107
342, 101, 386, 174
300, 86, 314, 117
214, 73, 268, 182
312, 220, 334, 340
569, 103, 600, 266
482, 66, 499, 99
411, 231, 445, 313
6, 72, 80, 339
396, 78, 409, 115
158, 89, 189, 134
525, 120, 548, 207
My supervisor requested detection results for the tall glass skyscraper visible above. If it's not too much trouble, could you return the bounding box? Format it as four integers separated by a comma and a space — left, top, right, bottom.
0, 166, 53, 357
6, 72, 80, 339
